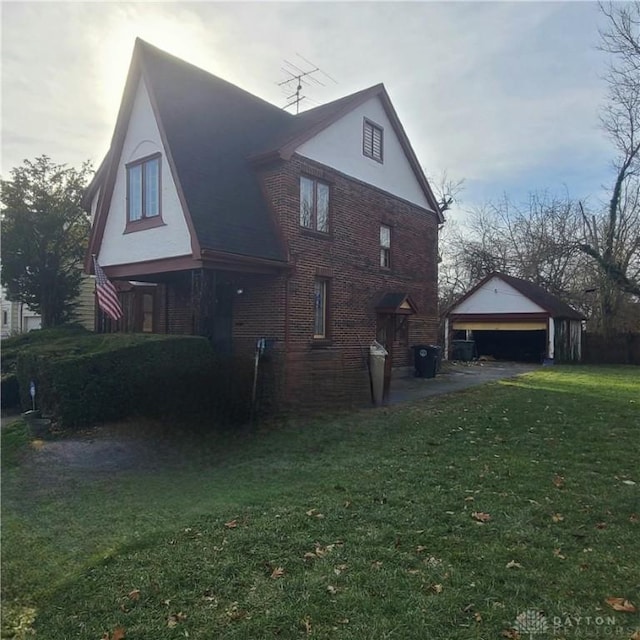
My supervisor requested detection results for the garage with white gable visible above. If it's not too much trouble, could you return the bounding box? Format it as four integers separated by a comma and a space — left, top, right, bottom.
444, 272, 585, 363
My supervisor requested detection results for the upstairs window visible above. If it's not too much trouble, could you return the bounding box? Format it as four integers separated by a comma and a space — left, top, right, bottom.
363, 119, 383, 163
127, 154, 160, 222
380, 224, 391, 268
300, 176, 330, 233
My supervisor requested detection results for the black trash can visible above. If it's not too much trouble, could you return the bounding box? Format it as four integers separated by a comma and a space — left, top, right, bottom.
412, 344, 440, 378
451, 339, 475, 361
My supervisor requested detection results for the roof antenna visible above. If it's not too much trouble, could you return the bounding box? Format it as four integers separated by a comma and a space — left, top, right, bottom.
278, 54, 337, 114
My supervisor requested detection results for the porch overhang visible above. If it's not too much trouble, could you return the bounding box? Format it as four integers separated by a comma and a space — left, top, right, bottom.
375, 292, 418, 315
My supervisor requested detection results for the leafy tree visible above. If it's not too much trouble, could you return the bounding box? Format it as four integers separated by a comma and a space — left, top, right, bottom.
1, 156, 92, 328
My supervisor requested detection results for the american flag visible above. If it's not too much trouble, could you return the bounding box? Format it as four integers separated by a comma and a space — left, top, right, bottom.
93, 256, 123, 321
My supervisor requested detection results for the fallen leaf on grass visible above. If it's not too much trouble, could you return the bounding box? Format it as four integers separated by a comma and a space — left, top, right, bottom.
622, 480, 636, 486
30, 439, 45, 450
371, 561, 383, 570
501, 630, 520, 639
303, 552, 316, 561
472, 511, 491, 523
270, 566, 285, 579
629, 630, 640, 640
127, 589, 140, 601
306, 508, 324, 518
101, 629, 126, 640
605, 597, 637, 613
167, 612, 187, 628
595, 522, 607, 529
474, 612, 483, 623
553, 548, 566, 559
301, 616, 312, 634
336, 618, 349, 625
327, 585, 338, 595
551, 513, 564, 523
224, 519, 238, 529
553, 474, 565, 489
429, 583, 444, 594
416, 545, 428, 553
333, 563, 348, 575
506, 560, 523, 569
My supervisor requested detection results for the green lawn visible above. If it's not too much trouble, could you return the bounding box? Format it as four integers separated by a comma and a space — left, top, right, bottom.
2, 366, 639, 639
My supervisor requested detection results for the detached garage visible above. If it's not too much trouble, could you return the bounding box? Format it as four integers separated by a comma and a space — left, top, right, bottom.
445, 272, 585, 363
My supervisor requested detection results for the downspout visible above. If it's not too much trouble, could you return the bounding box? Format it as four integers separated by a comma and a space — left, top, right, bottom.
283, 273, 290, 401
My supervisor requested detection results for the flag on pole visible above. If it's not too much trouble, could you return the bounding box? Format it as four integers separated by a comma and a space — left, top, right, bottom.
93, 256, 123, 321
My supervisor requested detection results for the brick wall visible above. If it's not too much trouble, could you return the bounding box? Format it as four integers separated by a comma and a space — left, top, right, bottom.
256, 154, 440, 408
153, 155, 440, 411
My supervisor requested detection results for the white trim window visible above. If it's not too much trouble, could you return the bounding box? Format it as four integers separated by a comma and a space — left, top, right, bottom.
300, 176, 330, 233
380, 224, 391, 268
314, 278, 328, 338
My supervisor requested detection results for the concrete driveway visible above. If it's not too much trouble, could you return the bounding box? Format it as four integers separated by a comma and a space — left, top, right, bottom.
388, 361, 540, 405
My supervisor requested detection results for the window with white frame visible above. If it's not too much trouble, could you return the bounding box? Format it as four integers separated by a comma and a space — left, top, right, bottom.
380, 224, 391, 268
300, 176, 330, 233
127, 154, 161, 222
363, 119, 383, 162
314, 278, 328, 338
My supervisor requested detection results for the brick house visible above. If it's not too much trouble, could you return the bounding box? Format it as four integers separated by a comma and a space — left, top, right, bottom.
85, 39, 443, 408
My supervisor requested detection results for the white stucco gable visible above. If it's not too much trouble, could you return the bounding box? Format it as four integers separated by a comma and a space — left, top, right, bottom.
295, 96, 432, 211
453, 276, 546, 315
98, 78, 193, 267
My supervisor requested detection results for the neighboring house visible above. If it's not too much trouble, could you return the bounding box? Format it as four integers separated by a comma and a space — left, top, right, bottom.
0, 285, 41, 337
0, 274, 95, 338
444, 272, 585, 363
85, 39, 443, 408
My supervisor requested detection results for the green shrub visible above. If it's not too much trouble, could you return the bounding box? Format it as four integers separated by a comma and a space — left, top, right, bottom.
1, 374, 20, 409
16, 335, 218, 427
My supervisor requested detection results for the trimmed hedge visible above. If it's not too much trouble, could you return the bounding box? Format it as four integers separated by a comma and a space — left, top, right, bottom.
15, 335, 257, 428
1, 374, 20, 409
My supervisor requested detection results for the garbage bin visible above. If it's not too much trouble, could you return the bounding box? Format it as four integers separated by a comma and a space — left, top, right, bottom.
412, 344, 439, 378
369, 340, 388, 405
451, 339, 475, 361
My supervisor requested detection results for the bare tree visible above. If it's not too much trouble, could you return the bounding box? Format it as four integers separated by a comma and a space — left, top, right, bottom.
579, 2, 640, 306
440, 193, 593, 310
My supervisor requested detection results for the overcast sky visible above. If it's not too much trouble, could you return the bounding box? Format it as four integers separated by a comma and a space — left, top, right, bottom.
1, 1, 616, 218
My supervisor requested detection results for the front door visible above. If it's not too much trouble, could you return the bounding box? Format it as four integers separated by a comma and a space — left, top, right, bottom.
213, 283, 234, 354
376, 313, 395, 400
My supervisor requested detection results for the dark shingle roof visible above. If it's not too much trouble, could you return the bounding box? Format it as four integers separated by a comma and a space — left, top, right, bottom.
89, 40, 442, 264
139, 40, 293, 261
451, 272, 585, 320
496, 273, 585, 320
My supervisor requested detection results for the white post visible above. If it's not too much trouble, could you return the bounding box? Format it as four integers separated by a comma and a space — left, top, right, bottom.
548, 317, 555, 360
444, 317, 450, 361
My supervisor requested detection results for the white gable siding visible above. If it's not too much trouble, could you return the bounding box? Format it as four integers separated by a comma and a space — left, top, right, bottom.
453, 277, 546, 314
296, 96, 431, 210
99, 79, 192, 267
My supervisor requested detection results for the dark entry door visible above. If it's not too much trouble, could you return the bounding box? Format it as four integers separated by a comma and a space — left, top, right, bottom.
213, 283, 234, 354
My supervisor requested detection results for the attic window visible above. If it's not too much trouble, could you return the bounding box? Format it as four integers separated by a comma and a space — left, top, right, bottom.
126, 154, 161, 223
363, 119, 383, 163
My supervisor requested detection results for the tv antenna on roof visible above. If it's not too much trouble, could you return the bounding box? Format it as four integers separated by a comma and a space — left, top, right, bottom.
278, 54, 337, 114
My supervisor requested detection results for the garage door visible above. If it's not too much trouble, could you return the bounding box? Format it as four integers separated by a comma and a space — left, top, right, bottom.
451, 320, 547, 362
